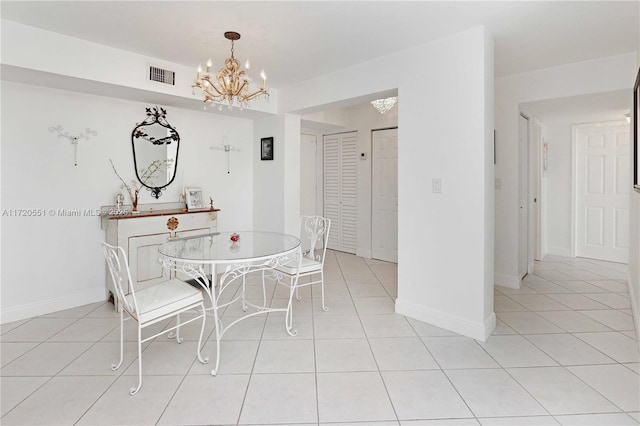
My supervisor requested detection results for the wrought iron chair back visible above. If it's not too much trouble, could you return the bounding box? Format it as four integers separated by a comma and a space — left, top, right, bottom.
300, 215, 331, 263
102, 243, 137, 315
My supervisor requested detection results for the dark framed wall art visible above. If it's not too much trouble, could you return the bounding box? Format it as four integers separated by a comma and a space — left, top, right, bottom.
634, 66, 640, 192
261, 137, 274, 161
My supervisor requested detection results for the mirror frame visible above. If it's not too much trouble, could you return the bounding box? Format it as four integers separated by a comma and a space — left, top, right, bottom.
131, 107, 180, 199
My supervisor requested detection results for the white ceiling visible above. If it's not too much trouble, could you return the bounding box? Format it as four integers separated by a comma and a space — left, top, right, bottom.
520, 89, 632, 124
2, 1, 638, 90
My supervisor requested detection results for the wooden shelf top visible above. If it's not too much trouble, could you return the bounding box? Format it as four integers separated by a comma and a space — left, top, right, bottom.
106, 207, 220, 220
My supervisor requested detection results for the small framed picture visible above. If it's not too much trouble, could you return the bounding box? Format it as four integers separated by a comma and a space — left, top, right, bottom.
185, 187, 204, 210
261, 137, 274, 161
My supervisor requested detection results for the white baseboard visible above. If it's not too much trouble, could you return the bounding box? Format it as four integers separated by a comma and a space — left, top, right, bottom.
494, 272, 520, 289
626, 271, 640, 347
547, 247, 572, 258
356, 248, 372, 258
396, 298, 496, 342
1, 289, 106, 324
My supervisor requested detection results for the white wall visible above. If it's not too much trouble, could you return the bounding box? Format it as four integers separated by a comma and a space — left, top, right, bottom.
1, 82, 254, 322
283, 114, 302, 236
495, 52, 637, 288
483, 29, 496, 320
252, 113, 300, 236
543, 119, 574, 256
253, 116, 285, 233
303, 103, 399, 258
280, 27, 495, 340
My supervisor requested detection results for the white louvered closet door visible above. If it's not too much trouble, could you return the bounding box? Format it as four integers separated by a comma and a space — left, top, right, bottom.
323, 132, 358, 253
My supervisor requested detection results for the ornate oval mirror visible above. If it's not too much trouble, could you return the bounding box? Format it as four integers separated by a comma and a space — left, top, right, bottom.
131, 107, 180, 198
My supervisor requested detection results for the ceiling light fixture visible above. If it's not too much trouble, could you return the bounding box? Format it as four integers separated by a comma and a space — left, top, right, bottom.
192, 31, 268, 110
371, 96, 397, 114
625, 113, 631, 123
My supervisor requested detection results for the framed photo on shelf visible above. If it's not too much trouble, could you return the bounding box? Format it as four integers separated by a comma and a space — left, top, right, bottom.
185, 187, 204, 210
261, 137, 274, 161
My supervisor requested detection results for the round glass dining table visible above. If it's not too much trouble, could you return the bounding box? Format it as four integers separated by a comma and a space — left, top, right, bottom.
157, 231, 302, 375
158, 231, 300, 265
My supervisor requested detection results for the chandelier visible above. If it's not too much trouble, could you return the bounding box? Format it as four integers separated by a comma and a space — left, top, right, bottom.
371, 96, 397, 114
192, 31, 268, 110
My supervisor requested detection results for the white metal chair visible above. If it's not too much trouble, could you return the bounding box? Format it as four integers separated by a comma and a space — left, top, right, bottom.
265, 215, 331, 311
101, 242, 208, 395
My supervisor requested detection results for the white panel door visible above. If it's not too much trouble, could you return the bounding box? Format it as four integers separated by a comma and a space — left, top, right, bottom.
323, 132, 357, 254
372, 128, 398, 262
575, 122, 629, 263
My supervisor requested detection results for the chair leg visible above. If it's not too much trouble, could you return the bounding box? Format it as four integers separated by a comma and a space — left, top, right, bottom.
111, 309, 124, 371
175, 313, 183, 343
130, 325, 143, 396
285, 281, 297, 337
294, 275, 301, 301
320, 271, 328, 312
196, 302, 209, 365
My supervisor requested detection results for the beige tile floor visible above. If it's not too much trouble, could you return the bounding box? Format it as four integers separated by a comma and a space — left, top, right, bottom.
1, 251, 638, 425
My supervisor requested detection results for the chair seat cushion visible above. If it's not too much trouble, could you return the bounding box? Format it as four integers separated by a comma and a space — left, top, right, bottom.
275, 257, 322, 275
125, 278, 203, 323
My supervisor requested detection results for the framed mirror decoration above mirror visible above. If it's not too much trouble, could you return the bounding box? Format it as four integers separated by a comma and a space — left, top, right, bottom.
131, 107, 180, 198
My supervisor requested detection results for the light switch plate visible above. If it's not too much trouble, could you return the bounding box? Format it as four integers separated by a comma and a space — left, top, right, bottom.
432, 178, 442, 194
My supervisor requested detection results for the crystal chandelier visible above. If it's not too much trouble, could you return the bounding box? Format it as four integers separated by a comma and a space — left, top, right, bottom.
371, 96, 397, 114
192, 31, 268, 110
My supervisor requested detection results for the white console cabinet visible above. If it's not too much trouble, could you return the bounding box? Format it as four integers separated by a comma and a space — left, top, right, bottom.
104, 207, 217, 310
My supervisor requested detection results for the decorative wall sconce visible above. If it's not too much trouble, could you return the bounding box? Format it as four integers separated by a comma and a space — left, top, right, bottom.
49, 125, 97, 166
210, 136, 241, 174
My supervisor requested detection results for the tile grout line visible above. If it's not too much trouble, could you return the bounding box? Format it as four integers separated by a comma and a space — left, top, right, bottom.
358, 255, 402, 425
410, 324, 481, 423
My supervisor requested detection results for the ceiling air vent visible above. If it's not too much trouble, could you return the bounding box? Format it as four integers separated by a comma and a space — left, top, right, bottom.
148, 65, 175, 86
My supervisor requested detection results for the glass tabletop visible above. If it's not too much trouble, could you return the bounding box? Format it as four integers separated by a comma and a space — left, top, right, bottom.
158, 231, 300, 263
